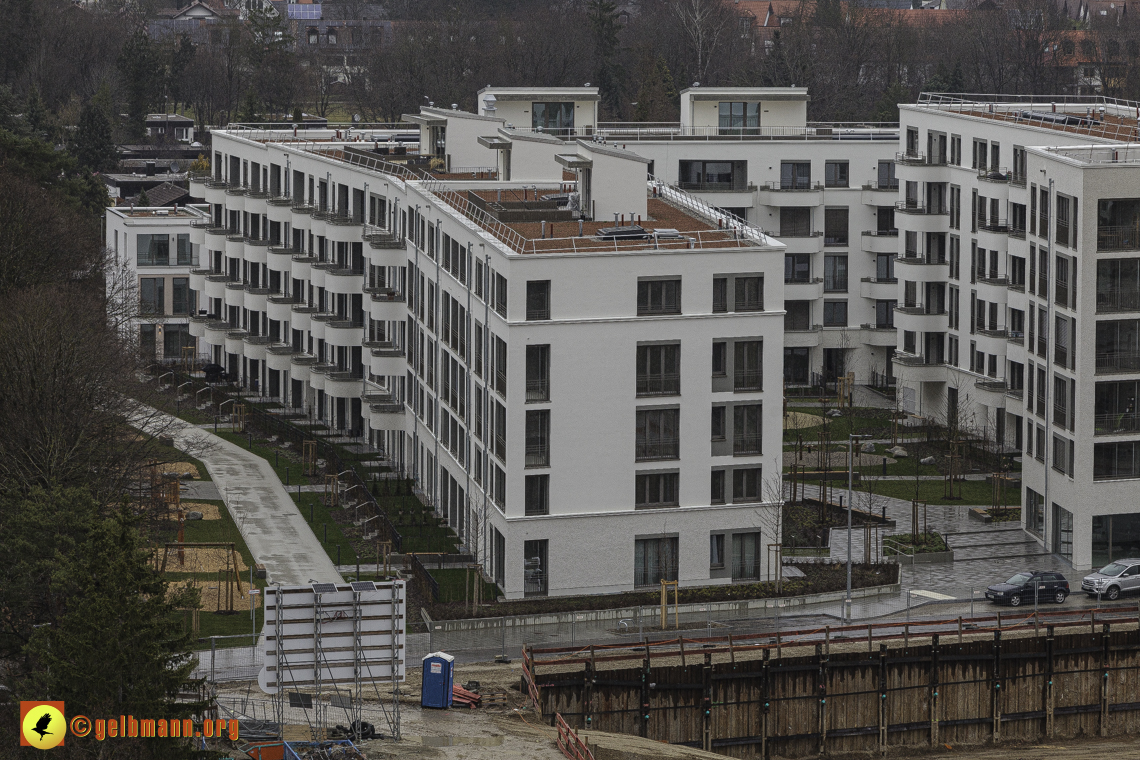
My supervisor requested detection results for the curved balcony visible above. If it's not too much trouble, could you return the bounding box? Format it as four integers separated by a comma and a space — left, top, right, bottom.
859, 277, 898, 300
364, 227, 405, 251
309, 213, 326, 239
309, 263, 327, 289
369, 343, 406, 376
202, 320, 230, 347
188, 171, 209, 198
368, 288, 407, 321
203, 273, 232, 302
324, 371, 365, 400
205, 225, 229, 243
242, 334, 274, 362
267, 295, 297, 322
860, 230, 899, 254
893, 305, 948, 332
366, 396, 406, 431
244, 286, 272, 313
266, 344, 297, 373
291, 254, 316, 281
894, 202, 949, 233
190, 218, 210, 247
244, 237, 270, 264
290, 303, 319, 331
188, 314, 208, 339
189, 268, 209, 293
895, 254, 947, 282
225, 187, 246, 212
324, 318, 365, 348
308, 313, 330, 342
225, 234, 245, 259
267, 195, 293, 224
325, 266, 365, 294
290, 354, 319, 382
223, 281, 245, 308
204, 179, 229, 205
223, 330, 248, 357
977, 221, 1010, 251
269, 244, 300, 264
326, 213, 363, 243
244, 189, 269, 215
307, 363, 336, 393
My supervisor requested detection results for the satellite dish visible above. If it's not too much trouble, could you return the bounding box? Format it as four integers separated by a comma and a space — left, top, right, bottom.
169, 161, 182, 174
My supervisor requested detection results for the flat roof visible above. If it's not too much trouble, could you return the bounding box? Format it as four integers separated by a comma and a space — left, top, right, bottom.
478, 86, 600, 102
107, 206, 203, 219
907, 93, 1140, 143
680, 86, 809, 102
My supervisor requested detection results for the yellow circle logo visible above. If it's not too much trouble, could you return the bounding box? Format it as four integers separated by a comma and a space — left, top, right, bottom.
21, 704, 66, 749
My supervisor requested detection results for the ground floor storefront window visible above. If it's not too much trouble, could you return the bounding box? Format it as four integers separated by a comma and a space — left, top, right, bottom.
1092, 512, 1140, 568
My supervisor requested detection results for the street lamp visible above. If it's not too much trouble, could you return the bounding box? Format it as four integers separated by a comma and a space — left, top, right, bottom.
847, 432, 872, 621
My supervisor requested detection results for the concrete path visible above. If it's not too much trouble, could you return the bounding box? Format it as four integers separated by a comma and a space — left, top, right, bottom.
134, 405, 341, 586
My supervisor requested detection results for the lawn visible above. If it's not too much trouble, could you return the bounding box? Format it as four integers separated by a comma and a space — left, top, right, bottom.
429, 568, 501, 604
292, 492, 360, 566
861, 478, 1020, 506
374, 489, 461, 554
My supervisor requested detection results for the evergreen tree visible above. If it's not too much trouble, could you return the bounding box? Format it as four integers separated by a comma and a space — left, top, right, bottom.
73, 98, 118, 173
118, 32, 162, 142
587, 0, 624, 117
138, 187, 151, 206
634, 55, 679, 123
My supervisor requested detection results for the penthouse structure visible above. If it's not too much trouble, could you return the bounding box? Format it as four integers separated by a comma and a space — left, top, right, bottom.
895, 93, 1140, 570
187, 122, 786, 598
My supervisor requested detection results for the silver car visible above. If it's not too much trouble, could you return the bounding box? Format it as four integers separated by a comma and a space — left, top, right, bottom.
1081, 558, 1140, 600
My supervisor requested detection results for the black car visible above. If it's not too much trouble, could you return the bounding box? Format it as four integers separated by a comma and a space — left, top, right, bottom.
985, 571, 1069, 606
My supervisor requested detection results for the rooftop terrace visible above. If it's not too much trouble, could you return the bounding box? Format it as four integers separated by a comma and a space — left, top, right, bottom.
912, 93, 1140, 143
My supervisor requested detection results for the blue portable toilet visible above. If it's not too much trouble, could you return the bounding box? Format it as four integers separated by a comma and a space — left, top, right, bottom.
421, 651, 455, 708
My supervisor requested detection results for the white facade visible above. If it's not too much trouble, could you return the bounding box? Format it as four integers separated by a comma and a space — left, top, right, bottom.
106, 205, 207, 361
188, 121, 786, 599
894, 94, 1140, 571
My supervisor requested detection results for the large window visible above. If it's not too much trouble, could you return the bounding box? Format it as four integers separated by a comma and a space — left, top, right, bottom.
525, 474, 549, 516
635, 536, 678, 585
718, 102, 760, 135
732, 469, 762, 503
784, 347, 809, 384
637, 344, 681, 396
780, 161, 812, 190
1025, 488, 1045, 537
1095, 380, 1140, 434
137, 234, 170, 266
637, 279, 681, 315
172, 277, 191, 315
525, 409, 550, 467
785, 301, 811, 331
734, 340, 763, 391
1097, 258, 1140, 313
734, 276, 763, 311
1092, 512, 1140, 567
785, 254, 810, 283
635, 473, 679, 509
678, 160, 748, 191
732, 531, 762, 580
823, 255, 848, 292
824, 161, 849, 188
823, 300, 848, 327
532, 102, 574, 133
636, 408, 680, 461
523, 539, 548, 596
1096, 319, 1140, 373
779, 207, 811, 237
1094, 441, 1140, 480
824, 207, 849, 246
526, 280, 550, 320
163, 324, 194, 358
733, 404, 762, 455
176, 233, 193, 265
140, 277, 165, 314
140, 324, 156, 357
526, 344, 550, 402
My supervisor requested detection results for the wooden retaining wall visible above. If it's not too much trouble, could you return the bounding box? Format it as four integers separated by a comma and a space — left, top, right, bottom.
527, 612, 1140, 758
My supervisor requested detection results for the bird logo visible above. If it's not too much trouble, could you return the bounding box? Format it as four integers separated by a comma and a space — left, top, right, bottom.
20, 702, 66, 749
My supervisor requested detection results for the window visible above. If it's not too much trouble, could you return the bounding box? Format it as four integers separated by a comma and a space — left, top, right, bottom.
779, 207, 811, 237
636, 474, 679, 509
733, 404, 762, 455
137, 234, 170, 266
526, 280, 550, 320
824, 207, 849, 246
733, 468, 762, 502
525, 474, 549, 515
637, 279, 681, 315
732, 531, 761, 580
784, 347, 809, 384
140, 323, 156, 357
785, 301, 811, 331
635, 536, 678, 584
712, 341, 727, 376
679, 160, 747, 191
780, 162, 811, 189
734, 340, 763, 391
172, 277, 190, 315
164, 324, 193, 357
525, 409, 550, 467
636, 344, 681, 396
710, 533, 725, 566
176, 233, 193, 265
734, 276, 763, 311
1026, 488, 1045, 537
1055, 195, 1070, 247
875, 300, 895, 328
140, 277, 165, 314
713, 277, 727, 312
718, 102, 760, 135
823, 255, 848, 292
1098, 258, 1140, 313
532, 102, 574, 133
877, 161, 897, 189
636, 408, 680, 461
327, 27, 337, 44
526, 344, 549, 402
823, 300, 847, 327
711, 406, 726, 440
824, 161, 849, 188
523, 539, 548, 596
785, 254, 810, 283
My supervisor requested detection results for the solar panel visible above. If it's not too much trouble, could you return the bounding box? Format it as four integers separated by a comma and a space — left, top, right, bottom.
350, 581, 377, 592
311, 582, 339, 595
287, 3, 321, 18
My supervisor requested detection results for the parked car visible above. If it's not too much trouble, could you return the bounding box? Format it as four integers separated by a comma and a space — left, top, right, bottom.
985, 571, 1069, 606
1081, 559, 1140, 600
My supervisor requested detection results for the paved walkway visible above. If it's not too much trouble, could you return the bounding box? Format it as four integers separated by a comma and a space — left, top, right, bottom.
134, 405, 341, 586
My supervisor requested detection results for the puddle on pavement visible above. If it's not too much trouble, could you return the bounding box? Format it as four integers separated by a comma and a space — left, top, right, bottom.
417, 735, 505, 747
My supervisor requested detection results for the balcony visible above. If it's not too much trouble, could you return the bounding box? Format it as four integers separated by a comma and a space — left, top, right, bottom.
977, 274, 1008, 287
1007, 280, 1026, 294
1098, 226, 1140, 252
785, 277, 824, 300
895, 200, 948, 216
977, 326, 1008, 339
976, 378, 1008, 394
979, 219, 1009, 234
636, 438, 679, 462
1007, 331, 1025, 346
757, 182, 823, 206
861, 230, 899, 253
896, 253, 947, 266
895, 151, 926, 166
1009, 227, 1027, 240
1095, 412, 1140, 436
734, 370, 763, 392
525, 444, 550, 468
676, 180, 754, 193
636, 373, 680, 397
1096, 351, 1140, 374
977, 167, 1012, 184
1097, 288, 1140, 314
526, 378, 550, 402
732, 435, 762, 456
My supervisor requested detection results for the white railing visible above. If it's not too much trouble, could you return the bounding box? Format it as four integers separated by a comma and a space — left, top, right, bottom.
650, 177, 772, 245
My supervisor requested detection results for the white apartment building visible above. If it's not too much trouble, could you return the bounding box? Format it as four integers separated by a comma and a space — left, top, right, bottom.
106, 204, 207, 360
895, 93, 1140, 571
421, 86, 903, 389
187, 120, 787, 599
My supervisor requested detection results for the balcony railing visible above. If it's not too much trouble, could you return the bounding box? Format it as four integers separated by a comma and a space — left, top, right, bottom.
733, 435, 763, 456
977, 167, 1011, 183
862, 180, 900, 191
732, 560, 763, 582
636, 373, 681, 396
1011, 173, 1028, 187
636, 438, 680, 461
978, 327, 1007, 338
893, 351, 946, 367
1009, 227, 1027, 240
861, 276, 898, 284
1098, 288, 1140, 313
677, 180, 753, 192
1007, 331, 1025, 345
895, 201, 949, 215
976, 379, 1007, 392
862, 229, 900, 238
1095, 412, 1140, 436
526, 378, 549, 402
761, 181, 824, 192
1098, 225, 1140, 252
734, 370, 763, 391
895, 151, 926, 165
978, 275, 1008, 286
1096, 351, 1140, 374
894, 304, 947, 316
979, 219, 1009, 233
525, 444, 550, 468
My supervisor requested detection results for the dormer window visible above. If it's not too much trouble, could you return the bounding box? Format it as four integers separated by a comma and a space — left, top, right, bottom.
308, 27, 318, 44
328, 28, 337, 45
